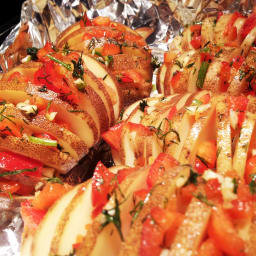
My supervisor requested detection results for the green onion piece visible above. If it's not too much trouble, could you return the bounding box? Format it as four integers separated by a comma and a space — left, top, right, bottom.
0, 168, 37, 177
196, 61, 210, 89
46, 54, 72, 71
28, 136, 58, 147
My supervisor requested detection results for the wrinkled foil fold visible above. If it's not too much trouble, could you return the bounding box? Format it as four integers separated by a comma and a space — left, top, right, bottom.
0, 0, 254, 255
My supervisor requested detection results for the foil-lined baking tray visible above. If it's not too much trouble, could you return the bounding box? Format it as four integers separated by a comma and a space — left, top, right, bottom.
0, 0, 253, 255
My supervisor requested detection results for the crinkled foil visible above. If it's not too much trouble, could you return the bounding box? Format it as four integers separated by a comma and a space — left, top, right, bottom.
0, 0, 254, 255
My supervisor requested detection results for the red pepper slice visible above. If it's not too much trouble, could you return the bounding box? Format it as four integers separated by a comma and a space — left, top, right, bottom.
167, 106, 177, 120
219, 61, 231, 92
171, 71, 182, 89
91, 161, 116, 218
79, 12, 92, 27
231, 56, 245, 70
102, 122, 124, 151
0, 151, 43, 177
224, 12, 243, 36
240, 13, 256, 41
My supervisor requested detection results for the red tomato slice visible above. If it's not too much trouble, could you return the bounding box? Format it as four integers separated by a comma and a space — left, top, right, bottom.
20, 200, 46, 232
0, 179, 20, 194
231, 56, 245, 70
204, 178, 223, 203
190, 36, 201, 49
102, 43, 121, 56
133, 188, 150, 202
179, 183, 197, 205
126, 122, 153, 137
245, 155, 256, 183
167, 106, 177, 120
194, 157, 208, 174
227, 95, 248, 112
171, 71, 182, 89
240, 13, 256, 41
224, 12, 243, 36
117, 167, 137, 184
101, 122, 124, 151
0, 151, 43, 177
208, 207, 246, 256
139, 217, 164, 256
91, 161, 116, 218
147, 153, 179, 188
199, 93, 211, 104
226, 199, 253, 220
198, 238, 223, 256
219, 61, 231, 92
32, 183, 70, 211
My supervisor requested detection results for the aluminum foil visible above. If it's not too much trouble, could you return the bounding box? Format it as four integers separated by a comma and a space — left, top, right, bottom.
0, 0, 255, 255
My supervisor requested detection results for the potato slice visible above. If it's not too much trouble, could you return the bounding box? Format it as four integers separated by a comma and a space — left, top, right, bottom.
201, 17, 215, 46
83, 68, 114, 126
30, 184, 83, 256
241, 26, 256, 57
233, 112, 255, 178
216, 96, 232, 175
50, 165, 127, 255
56, 22, 81, 48
76, 166, 151, 256
0, 81, 98, 148
119, 165, 190, 256
82, 55, 122, 120
157, 63, 168, 93
179, 91, 216, 165
0, 105, 87, 160
135, 27, 154, 40
168, 198, 212, 255
0, 135, 76, 173
214, 13, 232, 45
20, 231, 33, 256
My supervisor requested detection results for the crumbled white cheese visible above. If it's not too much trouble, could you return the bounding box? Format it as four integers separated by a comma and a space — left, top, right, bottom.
21, 55, 32, 63
221, 176, 237, 203
230, 109, 238, 130
74, 78, 84, 85
252, 149, 256, 156
17, 100, 38, 115
45, 112, 58, 121
176, 175, 189, 188
202, 169, 224, 183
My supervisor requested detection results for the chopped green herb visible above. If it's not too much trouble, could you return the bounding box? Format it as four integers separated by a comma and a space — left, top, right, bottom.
239, 69, 246, 81
249, 174, 256, 194
0, 100, 6, 105
130, 200, 144, 225
38, 85, 48, 92
196, 154, 209, 168
151, 56, 161, 70
215, 49, 223, 58
62, 42, 71, 55
192, 99, 203, 106
139, 99, 148, 112
72, 57, 84, 80
67, 109, 84, 113
105, 55, 113, 66
185, 168, 199, 186
0, 168, 37, 177
28, 136, 58, 147
185, 62, 195, 68
101, 194, 124, 241
232, 178, 238, 194
196, 61, 210, 89
45, 177, 64, 184
194, 192, 215, 207
46, 54, 72, 71
27, 47, 39, 60
174, 60, 183, 69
